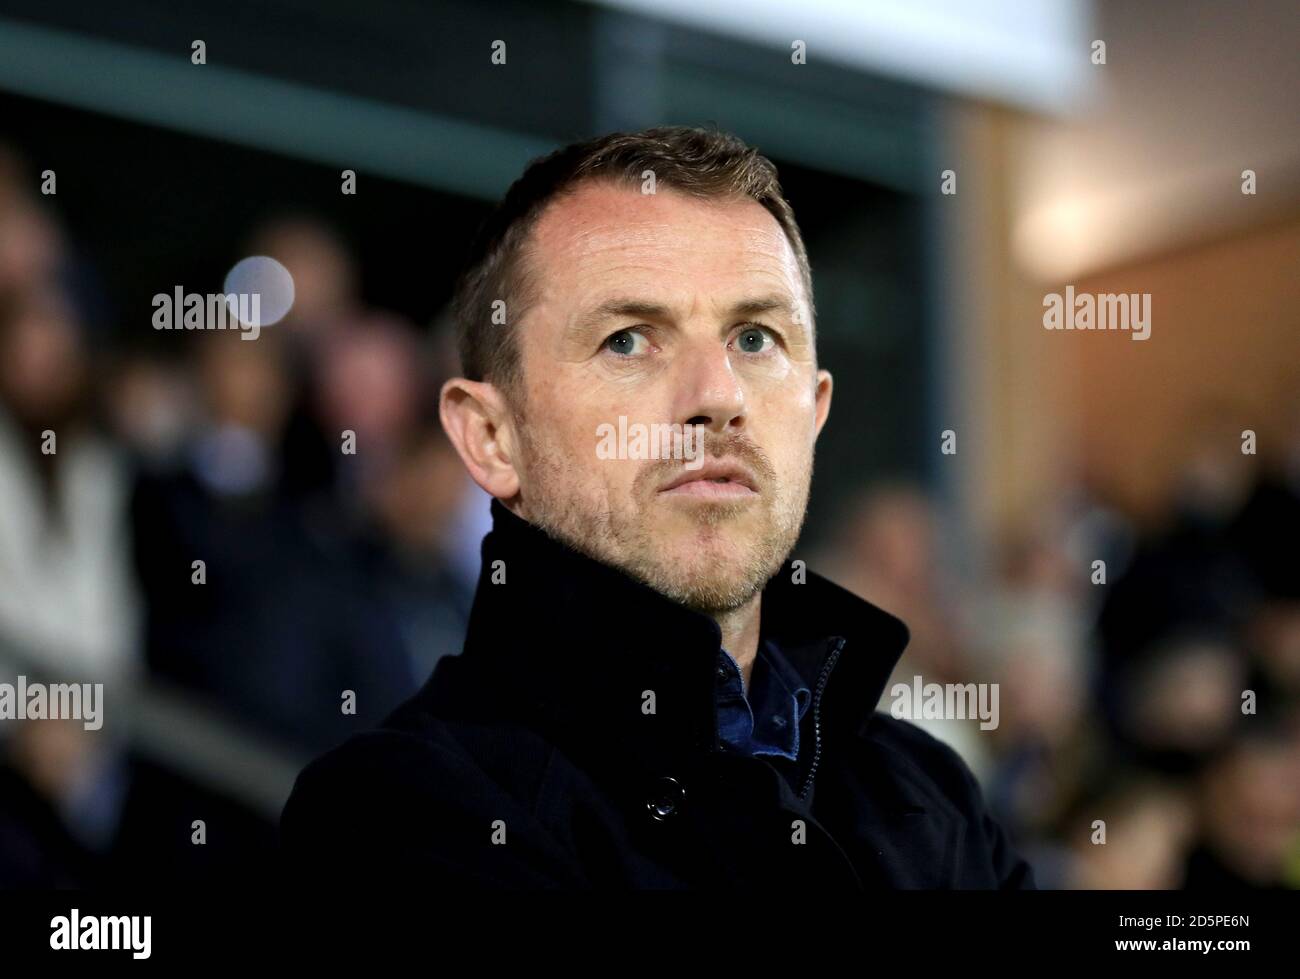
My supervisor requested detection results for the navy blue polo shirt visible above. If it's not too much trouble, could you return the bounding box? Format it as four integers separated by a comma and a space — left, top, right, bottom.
715, 638, 812, 760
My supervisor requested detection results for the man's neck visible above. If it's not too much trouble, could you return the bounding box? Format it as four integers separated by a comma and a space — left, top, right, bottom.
714, 592, 763, 691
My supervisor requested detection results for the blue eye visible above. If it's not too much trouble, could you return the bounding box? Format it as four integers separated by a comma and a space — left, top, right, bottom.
604, 329, 649, 356
735, 325, 774, 353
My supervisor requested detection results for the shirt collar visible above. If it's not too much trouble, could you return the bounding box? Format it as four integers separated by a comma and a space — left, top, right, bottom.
718, 638, 813, 761
758, 637, 813, 723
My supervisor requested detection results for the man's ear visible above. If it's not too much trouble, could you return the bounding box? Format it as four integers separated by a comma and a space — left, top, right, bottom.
813, 368, 833, 439
439, 377, 521, 499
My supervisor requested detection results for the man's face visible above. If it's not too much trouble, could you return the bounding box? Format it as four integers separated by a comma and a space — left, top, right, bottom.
506, 179, 832, 613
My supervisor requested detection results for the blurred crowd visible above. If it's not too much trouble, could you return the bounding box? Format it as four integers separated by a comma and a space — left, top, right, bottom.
0, 144, 488, 884
815, 416, 1300, 889
0, 140, 1296, 888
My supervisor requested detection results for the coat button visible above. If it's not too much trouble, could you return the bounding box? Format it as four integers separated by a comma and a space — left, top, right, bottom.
645, 776, 685, 821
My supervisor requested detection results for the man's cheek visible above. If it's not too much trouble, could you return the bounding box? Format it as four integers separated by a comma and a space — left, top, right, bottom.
535, 415, 587, 461
779, 382, 818, 415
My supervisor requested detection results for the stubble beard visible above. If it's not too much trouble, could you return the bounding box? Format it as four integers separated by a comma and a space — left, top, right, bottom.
513, 418, 812, 614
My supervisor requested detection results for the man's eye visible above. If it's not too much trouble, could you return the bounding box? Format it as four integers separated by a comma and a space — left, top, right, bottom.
734, 324, 774, 354
604, 329, 649, 356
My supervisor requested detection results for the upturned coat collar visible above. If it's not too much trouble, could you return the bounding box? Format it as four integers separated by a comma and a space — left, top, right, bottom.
421, 498, 911, 790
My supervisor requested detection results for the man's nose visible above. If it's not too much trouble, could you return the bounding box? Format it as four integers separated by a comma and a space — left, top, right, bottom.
676, 339, 746, 434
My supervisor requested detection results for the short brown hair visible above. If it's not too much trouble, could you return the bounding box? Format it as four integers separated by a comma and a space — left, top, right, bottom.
450, 125, 815, 401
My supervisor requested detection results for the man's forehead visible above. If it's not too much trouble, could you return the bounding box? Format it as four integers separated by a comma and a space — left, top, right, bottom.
529, 181, 800, 283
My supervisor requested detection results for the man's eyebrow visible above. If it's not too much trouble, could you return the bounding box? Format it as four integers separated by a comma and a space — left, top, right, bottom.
566, 298, 673, 343
727, 295, 798, 319
570, 294, 800, 337
575, 299, 673, 332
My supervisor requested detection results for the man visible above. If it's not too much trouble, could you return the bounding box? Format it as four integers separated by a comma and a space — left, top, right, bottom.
280, 126, 1035, 889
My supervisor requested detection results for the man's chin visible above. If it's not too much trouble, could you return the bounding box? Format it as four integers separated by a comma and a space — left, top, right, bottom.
631, 532, 780, 613
648, 569, 764, 615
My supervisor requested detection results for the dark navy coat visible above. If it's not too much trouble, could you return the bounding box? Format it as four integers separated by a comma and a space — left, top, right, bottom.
280, 499, 1036, 889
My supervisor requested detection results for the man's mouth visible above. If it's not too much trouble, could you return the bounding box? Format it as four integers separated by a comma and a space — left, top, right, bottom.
658, 461, 759, 498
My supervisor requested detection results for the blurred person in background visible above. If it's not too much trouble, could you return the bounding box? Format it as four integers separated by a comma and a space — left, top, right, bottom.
101, 347, 198, 471
1097, 405, 1262, 670
1059, 774, 1195, 889
309, 310, 427, 510
1095, 405, 1266, 755
246, 214, 360, 341
976, 498, 1099, 821
1184, 712, 1300, 890
1113, 632, 1247, 773
815, 484, 985, 769
0, 280, 142, 884
818, 483, 971, 686
0, 147, 63, 295
362, 421, 478, 681
130, 326, 415, 756
309, 311, 479, 681
244, 215, 363, 504
1233, 381, 1300, 709
0, 142, 140, 701
0, 285, 140, 685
